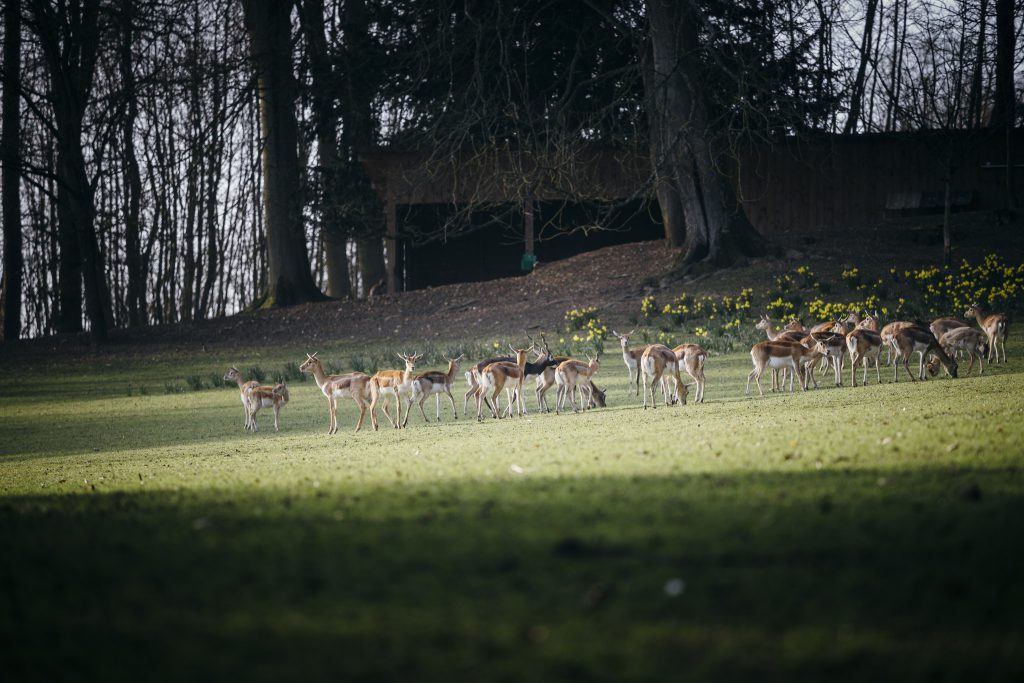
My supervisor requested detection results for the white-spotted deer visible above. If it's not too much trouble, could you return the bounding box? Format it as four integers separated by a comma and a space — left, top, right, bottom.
745, 341, 808, 396
965, 303, 1009, 363
554, 355, 600, 414
892, 327, 957, 381
299, 353, 371, 433
640, 344, 687, 409
672, 343, 706, 403
369, 353, 421, 431
410, 354, 463, 422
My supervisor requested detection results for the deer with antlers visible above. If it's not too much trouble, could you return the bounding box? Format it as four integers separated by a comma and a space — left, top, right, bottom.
965, 302, 1009, 364
410, 354, 464, 423
533, 334, 605, 412
745, 341, 810, 396
299, 353, 372, 433
369, 352, 421, 431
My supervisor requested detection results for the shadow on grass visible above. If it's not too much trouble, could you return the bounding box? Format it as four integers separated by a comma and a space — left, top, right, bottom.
2, 467, 1022, 682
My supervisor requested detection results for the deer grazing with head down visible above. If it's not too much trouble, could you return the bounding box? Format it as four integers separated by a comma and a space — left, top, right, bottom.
672, 343, 706, 403
299, 353, 372, 433
928, 327, 988, 377
965, 302, 1009, 364
554, 354, 601, 414
891, 326, 957, 381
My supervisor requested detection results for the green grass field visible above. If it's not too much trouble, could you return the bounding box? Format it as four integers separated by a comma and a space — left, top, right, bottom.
2, 340, 1023, 681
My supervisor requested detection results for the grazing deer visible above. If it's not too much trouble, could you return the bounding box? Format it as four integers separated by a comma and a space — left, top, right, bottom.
224, 366, 260, 431
845, 328, 883, 387
477, 344, 533, 420
929, 327, 988, 376
745, 341, 808, 396
891, 327, 957, 381
410, 354, 463, 423
536, 349, 607, 413
299, 353, 371, 433
555, 355, 601, 414
612, 329, 649, 396
672, 343, 707, 403
810, 331, 847, 386
929, 316, 968, 340
965, 303, 1009, 363
369, 352, 421, 431
640, 344, 687, 409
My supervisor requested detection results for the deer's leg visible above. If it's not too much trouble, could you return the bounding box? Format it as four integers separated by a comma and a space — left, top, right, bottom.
444, 389, 457, 419
353, 396, 367, 433
418, 391, 430, 423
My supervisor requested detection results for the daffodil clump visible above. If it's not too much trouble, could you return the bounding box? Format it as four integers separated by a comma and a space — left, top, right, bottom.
563, 307, 608, 352
564, 306, 600, 331
894, 254, 1024, 318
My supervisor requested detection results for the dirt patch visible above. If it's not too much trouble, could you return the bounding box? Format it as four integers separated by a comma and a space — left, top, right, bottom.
4, 218, 1022, 361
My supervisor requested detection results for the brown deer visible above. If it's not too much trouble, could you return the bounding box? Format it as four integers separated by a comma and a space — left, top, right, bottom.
299, 353, 372, 433
965, 303, 1009, 363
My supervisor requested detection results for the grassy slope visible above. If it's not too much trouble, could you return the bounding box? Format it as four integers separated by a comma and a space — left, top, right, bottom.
2, 340, 1023, 682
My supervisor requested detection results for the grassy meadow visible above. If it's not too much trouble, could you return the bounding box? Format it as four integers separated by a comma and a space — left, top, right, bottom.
2, 338, 1023, 681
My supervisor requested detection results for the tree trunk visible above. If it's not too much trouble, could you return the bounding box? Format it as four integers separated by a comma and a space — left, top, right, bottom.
991, 0, 1015, 211
299, 0, 352, 299
844, 0, 879, 134
644, 0, 764, 268
341, 0, 386, 297
241, 0, 325, 307
1, 0, 23, 341
119, 0, 145, 327
967, 0, 988, 128
31, 0, 111, 343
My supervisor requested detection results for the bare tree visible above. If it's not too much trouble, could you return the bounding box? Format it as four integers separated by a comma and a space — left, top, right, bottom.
1, 0, 23, 340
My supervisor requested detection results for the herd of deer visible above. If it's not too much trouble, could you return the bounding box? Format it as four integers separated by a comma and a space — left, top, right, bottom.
222, 302, 1008, 434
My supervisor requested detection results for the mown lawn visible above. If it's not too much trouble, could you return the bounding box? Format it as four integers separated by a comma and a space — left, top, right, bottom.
1, 340, 1023, 682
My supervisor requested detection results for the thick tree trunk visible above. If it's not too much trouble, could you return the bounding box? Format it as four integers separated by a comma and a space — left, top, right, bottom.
241, 0, 325, 307
967, 0, 988, 129
300, 0, 352, 299
1, 0, 23, 341
31, 0, 111, 343
990, 0, 1015, 129
644, 0, 764, 268
357, 238, 385, 295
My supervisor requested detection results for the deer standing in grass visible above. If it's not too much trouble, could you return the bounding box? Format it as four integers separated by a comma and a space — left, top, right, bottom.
672, 343, 706, 403
369, 353, 421, 431
810, 331, 847, 386
892, 327, 957, 381
477, 344, 533, 420
612, 329, 649, 396
929, 327, 988, 376
745, 341, 808, 396
410, 354, 463, 423
555, 355, 601, 414
845, 327, 883, 387
640, 344, 687, 409
224, 366, 259, 430
965, 303, 1009, 363
223, 367, 288, 432
756, 315, 818, 390
299, 353, 371, 433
